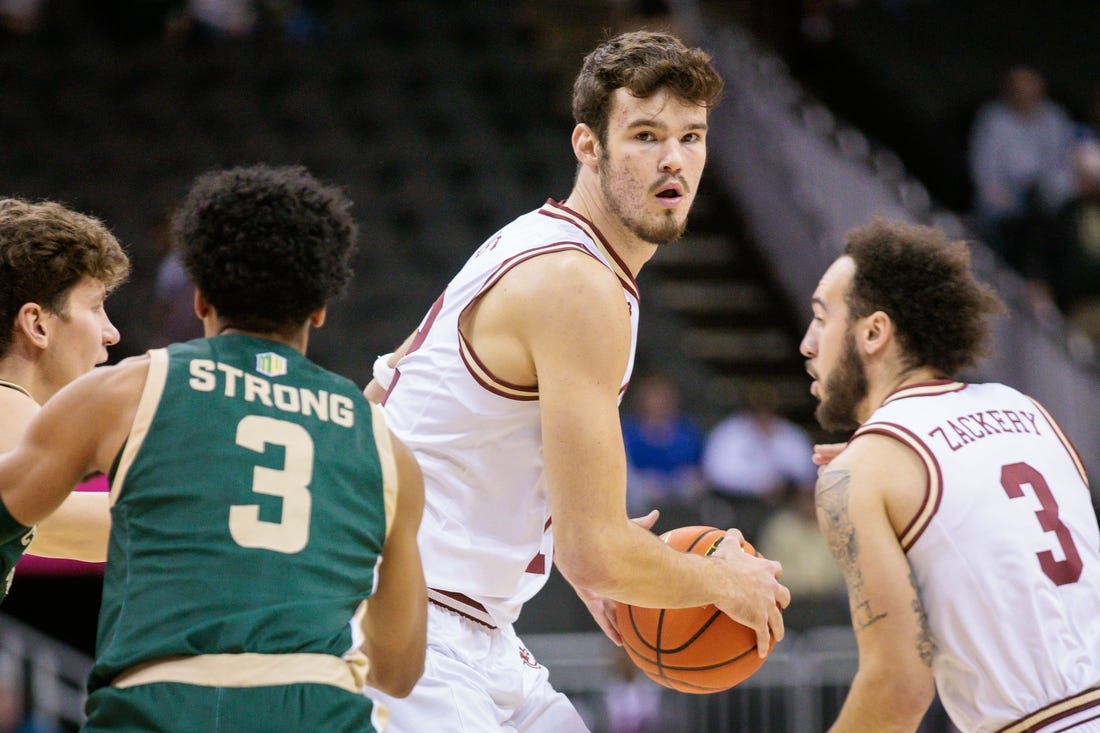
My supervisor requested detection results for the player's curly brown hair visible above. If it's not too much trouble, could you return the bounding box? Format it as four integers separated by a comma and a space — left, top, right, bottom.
173, 164, 357, 336
0, 198, 130, 356
572, 30, 723, 146
844, 217, 1005, 376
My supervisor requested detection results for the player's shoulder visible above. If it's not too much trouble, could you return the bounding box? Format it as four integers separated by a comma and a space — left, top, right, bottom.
71, 354, 151, 399
498, 251, 627, 341
495, 202, 604, 257
840, 431, 926, 484
504, 245, 618, 295
0, 389, 37, 452
117, 352, 153, 368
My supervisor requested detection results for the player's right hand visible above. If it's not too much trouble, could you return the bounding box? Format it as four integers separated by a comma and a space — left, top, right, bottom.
712, 528, 790, 658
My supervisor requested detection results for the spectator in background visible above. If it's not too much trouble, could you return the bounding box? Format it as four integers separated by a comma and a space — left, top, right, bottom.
0, 0, 44, 35
621, 371, 705, 517
149, 206, 203, 347
164, 0, 323, 45
1051, 81, 1100, 347
701, 383, 817, 541
968, 65, 1077, 307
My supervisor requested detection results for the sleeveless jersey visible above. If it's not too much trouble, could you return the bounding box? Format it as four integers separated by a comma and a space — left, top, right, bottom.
89, 335, 398, 694
854, 380, 1100, 733
380, 200, 640, 627
0, 379, 36, 599
0, 501, 33, 599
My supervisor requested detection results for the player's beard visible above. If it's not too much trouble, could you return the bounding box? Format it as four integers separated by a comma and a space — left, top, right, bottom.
816, 329, 869, 433
600, 151, 689, 246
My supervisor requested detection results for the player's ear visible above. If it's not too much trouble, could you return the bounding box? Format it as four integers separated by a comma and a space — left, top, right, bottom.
309, 307, 327, 328
193, 289, 211, 320
14, 302, 50, 349
572, 124, 600, 170
861, 310, 893, 356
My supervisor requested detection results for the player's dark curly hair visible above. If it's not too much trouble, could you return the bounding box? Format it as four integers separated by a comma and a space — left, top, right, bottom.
844, 217, 1005, 376
0, 198, 129, 356
173, 164, 357, 335
572, 30, 723, 146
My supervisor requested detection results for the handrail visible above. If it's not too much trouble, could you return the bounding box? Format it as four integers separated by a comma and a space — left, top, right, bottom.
0, 613, 93, 728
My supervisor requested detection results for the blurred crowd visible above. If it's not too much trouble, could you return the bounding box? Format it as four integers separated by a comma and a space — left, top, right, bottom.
0, 0, 326, 44
620, 372, 848, 634
968, 65, 1100, 344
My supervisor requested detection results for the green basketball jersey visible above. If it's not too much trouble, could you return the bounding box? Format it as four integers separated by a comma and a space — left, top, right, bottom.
0, 501, 33, 599
89, 335, 394, 694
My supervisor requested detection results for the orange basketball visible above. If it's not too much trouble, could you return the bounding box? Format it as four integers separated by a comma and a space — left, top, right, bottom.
614, 525, 775, 694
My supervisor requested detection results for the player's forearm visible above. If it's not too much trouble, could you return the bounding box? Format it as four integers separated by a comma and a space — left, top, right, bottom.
828, 669, 932, 733
0, 449, 87, 528
361, 535, 427, 697
556, 521, 737, 610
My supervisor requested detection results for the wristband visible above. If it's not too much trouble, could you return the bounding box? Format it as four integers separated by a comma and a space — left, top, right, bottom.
372, 353, 397, 392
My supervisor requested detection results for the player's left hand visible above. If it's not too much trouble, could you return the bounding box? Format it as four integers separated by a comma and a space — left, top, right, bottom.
812, 443, 847, 475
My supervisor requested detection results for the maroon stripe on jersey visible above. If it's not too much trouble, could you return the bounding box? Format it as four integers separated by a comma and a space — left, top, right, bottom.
428, 588, 497, 629
459, 241, 609, 401
852, 421, 943, 551
524, 553, 546, 574
458, 328, 539, 401
881, 379, 964, 406
538, 200, 640, 301
995, 686, 1100, 733
480, 242, 594, 295
1027, 397, 1089, 489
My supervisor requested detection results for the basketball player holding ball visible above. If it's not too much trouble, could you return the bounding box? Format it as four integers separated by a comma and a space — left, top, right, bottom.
365, 30, 789, 732
803, 218, 1100, 732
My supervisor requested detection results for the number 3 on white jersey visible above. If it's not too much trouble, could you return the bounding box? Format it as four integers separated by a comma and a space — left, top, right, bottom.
229, 415, 313, 554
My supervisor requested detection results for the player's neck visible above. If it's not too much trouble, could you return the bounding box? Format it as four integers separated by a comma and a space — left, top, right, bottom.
562, 184, 659, 278
0, 354, 45, 405
214, 326, 310, 355
865, 365, 948, 419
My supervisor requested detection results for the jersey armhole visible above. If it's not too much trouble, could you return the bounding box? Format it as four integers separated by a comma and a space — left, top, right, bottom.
852, 421, 943, 551
369, 403, 398, 538
109, 348, 169, 507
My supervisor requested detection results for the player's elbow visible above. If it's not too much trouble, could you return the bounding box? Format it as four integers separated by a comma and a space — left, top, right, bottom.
890, 682, 936, 729
861, 661, 935, 725
554, 535, 619, 594
366, 654, 425, 699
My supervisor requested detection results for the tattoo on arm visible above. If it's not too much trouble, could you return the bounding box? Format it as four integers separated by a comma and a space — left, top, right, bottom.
816, 469, 886, 631
909, 569, 934, 666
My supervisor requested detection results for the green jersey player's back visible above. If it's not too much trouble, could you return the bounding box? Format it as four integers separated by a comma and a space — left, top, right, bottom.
91, 334, 394, 694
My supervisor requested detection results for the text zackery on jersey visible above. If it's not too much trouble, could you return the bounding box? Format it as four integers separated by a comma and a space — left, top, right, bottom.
927, 409, 1041, 452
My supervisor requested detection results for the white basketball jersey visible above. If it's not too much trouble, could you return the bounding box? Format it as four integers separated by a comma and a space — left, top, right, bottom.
380, 200, 640, 627
854, 381, 1100, 733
